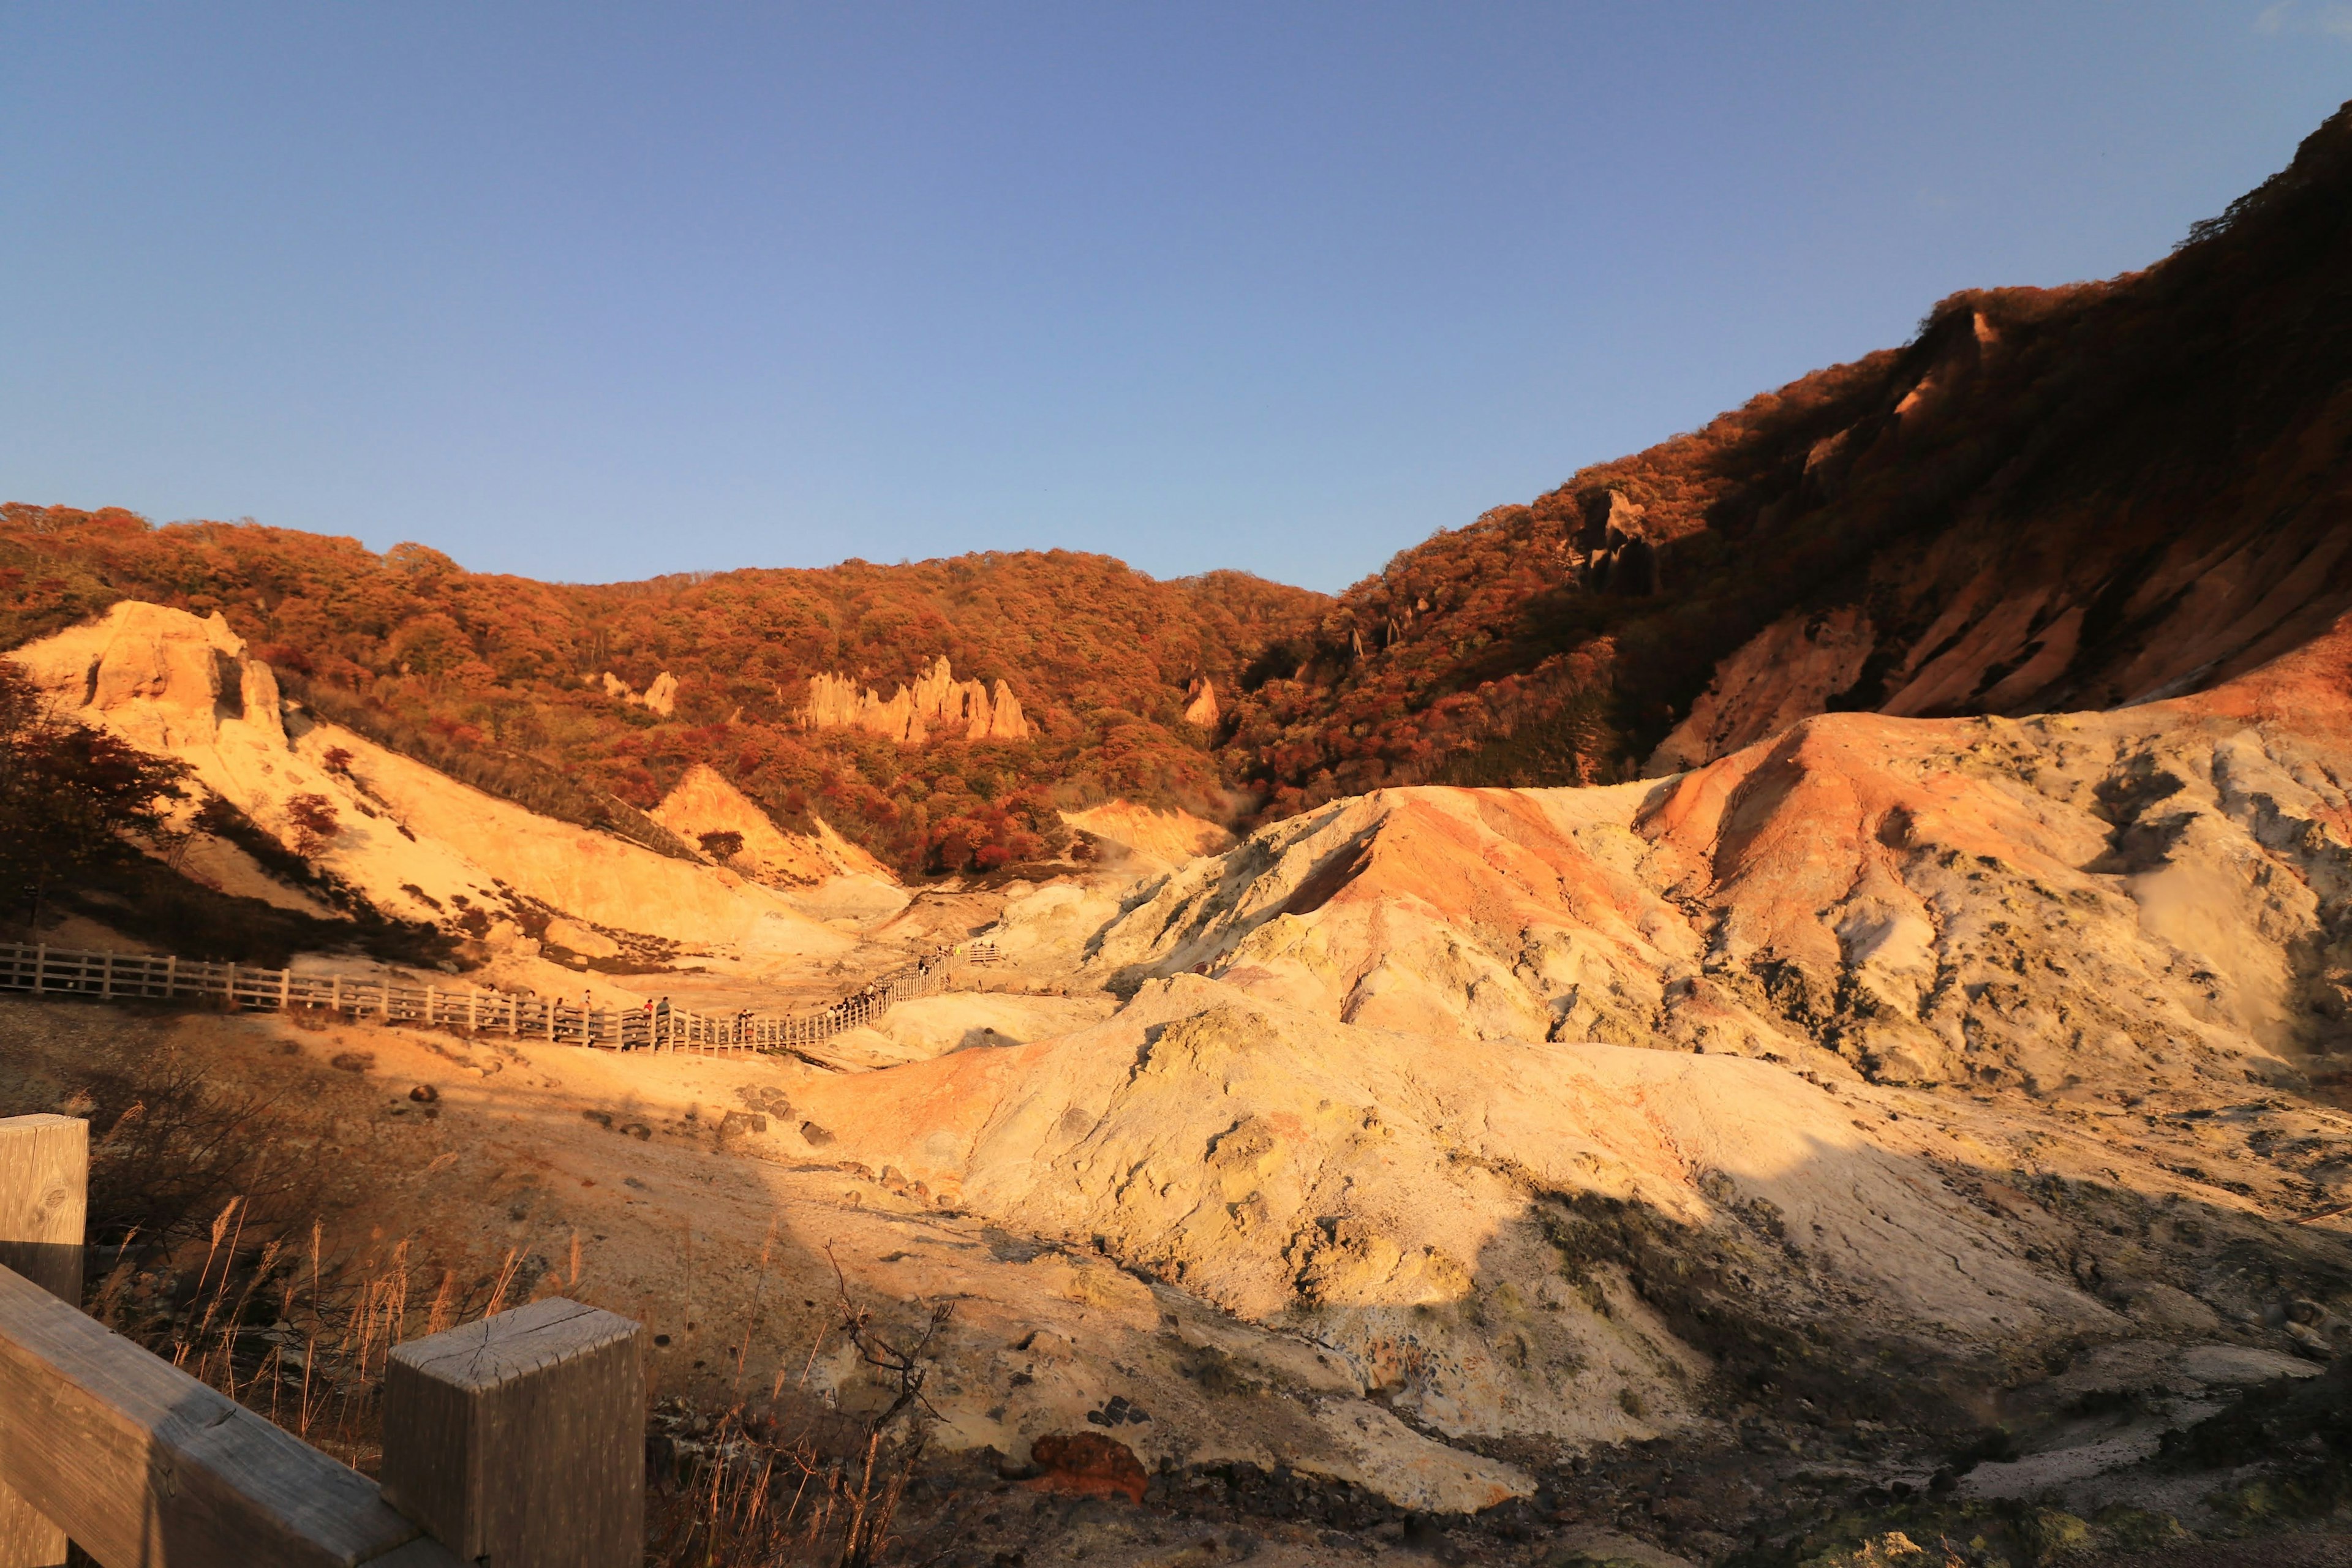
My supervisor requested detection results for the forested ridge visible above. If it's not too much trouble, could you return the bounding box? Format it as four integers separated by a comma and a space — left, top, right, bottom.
0, 513, 1322, 874
1221, 98, 2352, 816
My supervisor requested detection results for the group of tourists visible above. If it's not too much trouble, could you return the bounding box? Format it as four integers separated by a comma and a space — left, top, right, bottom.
622, 994, 673, 1051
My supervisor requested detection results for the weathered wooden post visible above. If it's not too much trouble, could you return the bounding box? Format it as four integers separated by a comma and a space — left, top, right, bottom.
0, 1115, 86, 1568
381, 1297, 644, 1568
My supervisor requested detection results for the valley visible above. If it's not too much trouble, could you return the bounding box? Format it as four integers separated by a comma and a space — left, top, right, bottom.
7, 96, 2352, 1568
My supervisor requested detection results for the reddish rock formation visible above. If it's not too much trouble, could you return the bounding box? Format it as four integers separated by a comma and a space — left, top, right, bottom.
799, 655, 1029, 743
1024, 1433, 1148, 1504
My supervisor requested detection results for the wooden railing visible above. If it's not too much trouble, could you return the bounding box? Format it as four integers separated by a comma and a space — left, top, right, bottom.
0, 940, 1000, 1062
0, 1114, 642, 1568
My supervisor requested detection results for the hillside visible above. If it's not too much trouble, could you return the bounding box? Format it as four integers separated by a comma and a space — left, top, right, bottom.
1221, 98, 2352, 818
12, 601, 2352, 1562
0, 513, 1324, 874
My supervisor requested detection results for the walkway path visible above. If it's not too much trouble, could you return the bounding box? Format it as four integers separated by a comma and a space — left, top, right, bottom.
0, 939, 1000, 1061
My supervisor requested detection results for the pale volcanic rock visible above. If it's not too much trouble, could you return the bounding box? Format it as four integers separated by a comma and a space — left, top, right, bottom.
601, 669, 679, 716
1061, 799, 1235, 871
1645, 605, 1875, 776
798, 655, 1030, 744
793, 978, 2106, 1457
10, 601, 856, 959
1183, 677, 1220, 728
862, 990, 1116, 1058
651, 764, 897, 888
293, 723, 854, 959
13, 600, 287, 753
1088, 616, 2352, 1095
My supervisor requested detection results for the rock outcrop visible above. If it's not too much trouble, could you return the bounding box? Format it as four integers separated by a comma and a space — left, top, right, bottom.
796, 976, 2108, 1465
799, 655, 1030, 744
1182, 677, 1219, 728
1088, 612, 2352, 1094
1645, 605, 1875, 775
601, 669, 678, 717
650, 763, 904, 918
1060, 800, 1234, 872
10, 601, 852, 961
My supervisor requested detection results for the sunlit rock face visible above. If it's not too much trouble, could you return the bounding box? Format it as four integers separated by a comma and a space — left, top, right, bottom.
10, 600, 856, 961
799, 654, 1029, 743
794, 978, 2109, 1463
758, 619, 2352, 1502
1088, 614, 2352, 1096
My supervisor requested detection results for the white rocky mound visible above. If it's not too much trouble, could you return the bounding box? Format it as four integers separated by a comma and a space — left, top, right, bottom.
774, 617, 2352, 1503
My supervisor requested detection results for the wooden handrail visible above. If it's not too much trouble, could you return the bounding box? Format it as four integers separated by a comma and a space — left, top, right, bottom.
0, 1116, 642, 1567
0, 1265, 461, 1568
0, 939, 995, 1062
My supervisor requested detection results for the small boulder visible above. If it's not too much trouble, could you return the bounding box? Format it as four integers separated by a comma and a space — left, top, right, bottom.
1023, 1432, 1147, 1504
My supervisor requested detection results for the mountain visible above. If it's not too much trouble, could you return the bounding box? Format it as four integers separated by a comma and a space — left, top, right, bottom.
0, 513, 1324, 874
10, 100, 2352, 877
1219, 99, 2352, 818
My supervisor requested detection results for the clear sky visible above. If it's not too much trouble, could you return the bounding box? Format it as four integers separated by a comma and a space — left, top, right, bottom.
4, 4, 2346, 592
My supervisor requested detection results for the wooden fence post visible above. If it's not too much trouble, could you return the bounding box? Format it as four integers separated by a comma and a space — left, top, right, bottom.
1, 1114, 86, 1568
380, 1297, 644, 1568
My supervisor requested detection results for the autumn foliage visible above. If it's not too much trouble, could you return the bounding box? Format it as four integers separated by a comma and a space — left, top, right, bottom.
0, 513, 1322, 875
1220, 97, 2352, 815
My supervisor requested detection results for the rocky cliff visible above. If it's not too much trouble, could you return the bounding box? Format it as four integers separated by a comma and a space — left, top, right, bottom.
799, 654, 1031, 743
7, 601, 868, 966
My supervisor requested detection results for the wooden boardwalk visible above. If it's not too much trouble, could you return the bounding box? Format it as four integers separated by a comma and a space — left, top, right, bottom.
0, 939, 1000, 1061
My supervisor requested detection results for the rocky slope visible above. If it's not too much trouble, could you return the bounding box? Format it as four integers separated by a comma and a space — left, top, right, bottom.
1222, 98, 2352, 815
9, 597, 2352, 1563
6, 601, 874, 971
731, 619, 2352, 1550
1100, 613, 2352, 1098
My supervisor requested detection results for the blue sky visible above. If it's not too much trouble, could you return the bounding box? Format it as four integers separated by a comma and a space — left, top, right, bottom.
4, 4, 2347, 592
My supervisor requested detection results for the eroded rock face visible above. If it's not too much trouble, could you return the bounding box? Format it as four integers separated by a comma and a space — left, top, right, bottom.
1088, 617, 2352, 1095
13, 600, 286, 753
799, 655, 1030, 743
601, 669, 679, 716
1646, 606, 1875, 775
1060, 799, 1235, 873
650, 763, 899, 892
794, 979, 2108, 1461
1183, 677, 1220, 728
10, 601, 856, 961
